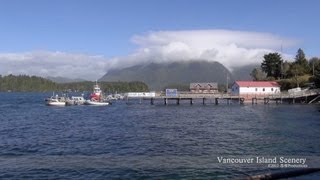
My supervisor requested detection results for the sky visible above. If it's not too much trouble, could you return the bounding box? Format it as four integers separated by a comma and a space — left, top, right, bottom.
0, 0, 319, 80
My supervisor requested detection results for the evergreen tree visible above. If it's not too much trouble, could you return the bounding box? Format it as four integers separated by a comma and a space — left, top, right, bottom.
250, 68, 266, 81
295, 48, 310, 73
261, 52, 283, 79
313, 60, 320, 87
309, 57, 320, 76
282, 61, 292, 78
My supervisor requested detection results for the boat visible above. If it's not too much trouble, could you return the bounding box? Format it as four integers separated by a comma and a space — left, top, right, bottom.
84, 82, 111, 106
84, 100, 110, 106
65, 95, 86, 106
45, 94, 68, 106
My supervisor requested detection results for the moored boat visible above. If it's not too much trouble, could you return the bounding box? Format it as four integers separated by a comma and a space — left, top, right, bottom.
84, 82, 110, 106
45, 94, 68, 106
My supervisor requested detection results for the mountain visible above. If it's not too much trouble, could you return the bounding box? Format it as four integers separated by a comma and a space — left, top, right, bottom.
232, 64, 259, 81
99, 61, 236, 90
46, 76, 86, 83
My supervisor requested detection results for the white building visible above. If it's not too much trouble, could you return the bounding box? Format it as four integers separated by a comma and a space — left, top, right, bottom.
231, 81, 281, 97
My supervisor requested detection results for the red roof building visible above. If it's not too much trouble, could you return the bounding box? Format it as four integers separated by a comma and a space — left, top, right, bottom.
234, 81, 280, 87
231, 81, 281, 97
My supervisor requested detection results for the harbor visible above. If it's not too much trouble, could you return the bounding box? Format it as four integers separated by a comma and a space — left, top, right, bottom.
45, 82, 112, 106
125, 89, 320, 105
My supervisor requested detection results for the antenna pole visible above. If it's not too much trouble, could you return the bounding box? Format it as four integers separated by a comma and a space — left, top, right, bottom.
226, 71, 229, 93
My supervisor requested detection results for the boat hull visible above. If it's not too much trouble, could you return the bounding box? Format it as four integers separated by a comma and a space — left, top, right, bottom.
84, 100, 110, 106
46, 101, 66, 106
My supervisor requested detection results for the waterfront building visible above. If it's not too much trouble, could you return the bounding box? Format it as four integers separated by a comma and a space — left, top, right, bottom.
231, 81, 281, 98
190, 82, 218, 93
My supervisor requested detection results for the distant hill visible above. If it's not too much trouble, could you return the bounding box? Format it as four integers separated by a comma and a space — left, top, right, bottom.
61, 81, 149, 93
232, 64, 259, 81
0, 74, 59, 92
0, 74, 148, 92
46, 76, 86, 83
99, 61, 236, 90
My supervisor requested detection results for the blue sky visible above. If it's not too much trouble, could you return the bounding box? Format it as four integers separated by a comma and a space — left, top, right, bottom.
1, 0, 319, 56
0, 0, 319, 79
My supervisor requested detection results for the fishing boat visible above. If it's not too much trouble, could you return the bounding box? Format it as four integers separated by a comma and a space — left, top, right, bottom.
45, 94, 68, 106
84, 82, 110, 106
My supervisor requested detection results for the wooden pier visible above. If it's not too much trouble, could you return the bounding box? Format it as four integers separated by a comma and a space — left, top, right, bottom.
152, 93, 244, 105
126, 89, 320, 105
266, 89, 320, 104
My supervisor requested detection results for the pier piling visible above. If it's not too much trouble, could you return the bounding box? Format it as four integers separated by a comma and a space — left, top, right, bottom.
264, 98, 269, 104
238, 98, 245, 105
252, 98, 257, 105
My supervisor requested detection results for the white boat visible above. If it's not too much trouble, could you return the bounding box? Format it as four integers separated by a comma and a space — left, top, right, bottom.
66, 96, 86, 106
47, 101, 66, 106
45, 94, 68, 106
84, 82, 110, 106
84, 100, 110, 106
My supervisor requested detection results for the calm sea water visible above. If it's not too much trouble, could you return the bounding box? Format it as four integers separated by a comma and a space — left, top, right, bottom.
0, 93, 319, 179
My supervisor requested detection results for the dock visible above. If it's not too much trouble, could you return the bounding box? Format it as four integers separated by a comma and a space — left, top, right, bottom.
125, 89, 320, 105
152, 93, 243, 105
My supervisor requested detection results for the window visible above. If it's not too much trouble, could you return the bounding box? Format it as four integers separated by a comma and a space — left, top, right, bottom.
271, 88, 274, 91
255, 88, 258, 91
263, 88, 265, 91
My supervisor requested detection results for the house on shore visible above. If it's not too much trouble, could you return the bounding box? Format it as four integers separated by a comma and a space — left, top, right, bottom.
190, 82, 218, 93
231, 81, 280, 98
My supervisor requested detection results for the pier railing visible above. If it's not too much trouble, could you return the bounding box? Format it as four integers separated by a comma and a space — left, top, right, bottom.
158, 90, 319, 99
127, 89, 320, 101
156, 91, 240, 99
125, 89, 320, 105
268, 89, 320, 99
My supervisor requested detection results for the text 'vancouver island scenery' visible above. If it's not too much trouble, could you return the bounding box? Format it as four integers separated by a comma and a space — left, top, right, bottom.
0, 0, 319, 179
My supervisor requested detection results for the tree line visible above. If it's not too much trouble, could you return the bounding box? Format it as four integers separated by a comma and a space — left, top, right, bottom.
0, 74, 149, 92
61, 81, 149, 93
251, 48, 320, 89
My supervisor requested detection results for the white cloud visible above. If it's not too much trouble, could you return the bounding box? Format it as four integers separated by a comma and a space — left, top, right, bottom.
0, 29, 297, 80
0, 51, 108, 80
126, 30, 297, 69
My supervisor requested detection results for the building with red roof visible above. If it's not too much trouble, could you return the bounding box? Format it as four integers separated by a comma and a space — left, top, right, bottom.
231, 81, 281, 97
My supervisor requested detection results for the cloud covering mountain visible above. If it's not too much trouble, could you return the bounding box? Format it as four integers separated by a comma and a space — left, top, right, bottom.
0, 29, 297, 80
110, 30, 296, 70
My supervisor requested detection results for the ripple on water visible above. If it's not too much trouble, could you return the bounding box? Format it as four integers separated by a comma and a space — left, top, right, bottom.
0, 93, 319, 179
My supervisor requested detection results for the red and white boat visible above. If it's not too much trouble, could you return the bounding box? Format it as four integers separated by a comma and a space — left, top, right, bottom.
84, 82, 110, 106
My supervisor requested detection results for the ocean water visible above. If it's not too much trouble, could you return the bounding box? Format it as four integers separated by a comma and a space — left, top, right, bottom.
0, 92, 319, 179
